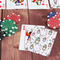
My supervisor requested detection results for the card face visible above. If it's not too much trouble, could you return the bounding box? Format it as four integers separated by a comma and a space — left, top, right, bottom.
19, 24, 57, 56
19, 24, 45, 50
0, 0, 5, 9
28, 0, 50, 9
50, 0, 60, 8
7, 0, 27, 9
25, 26, 45, 52
24, 27, 57, 56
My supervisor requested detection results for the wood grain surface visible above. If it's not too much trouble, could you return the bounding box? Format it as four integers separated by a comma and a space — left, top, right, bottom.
0, 2, 60, 60
0, 10, 2, 60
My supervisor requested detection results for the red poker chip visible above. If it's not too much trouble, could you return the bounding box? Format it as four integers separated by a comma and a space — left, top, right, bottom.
47, 13, 60, 29
3, 13, 21, 24
3, 16, 7, 20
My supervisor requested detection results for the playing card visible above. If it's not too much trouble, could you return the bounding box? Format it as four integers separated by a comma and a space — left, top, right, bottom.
24, 26, 57, 56
19, 24, 45, 50
50, 0, 60, 8
7, 0, 27, 9
28, 0, 50, 9
0, 0, 5, 9
38, 28, 57, 56
24, 26, 35, 52
25, 26, 45, 53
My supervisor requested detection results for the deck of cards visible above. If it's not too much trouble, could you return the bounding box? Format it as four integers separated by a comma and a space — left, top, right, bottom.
19, 24, 57, 56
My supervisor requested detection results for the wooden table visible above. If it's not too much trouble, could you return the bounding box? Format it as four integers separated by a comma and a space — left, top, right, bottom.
0, 8, 60, 60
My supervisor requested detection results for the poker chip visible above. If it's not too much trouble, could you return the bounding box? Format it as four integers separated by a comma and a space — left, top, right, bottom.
47, 12, 57, 19
1, 19, 18, 36
3, 13, 21, 24
47, 13, 60, 29
0, 30, 6, 40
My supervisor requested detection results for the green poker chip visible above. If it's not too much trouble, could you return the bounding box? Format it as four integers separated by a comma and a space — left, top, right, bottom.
1, 19, 18, 36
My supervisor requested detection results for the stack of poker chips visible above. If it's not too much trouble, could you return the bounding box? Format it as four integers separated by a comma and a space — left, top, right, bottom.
47, 12, 60, 29
0, 13, 21, 40
0, 20, 6, 40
